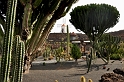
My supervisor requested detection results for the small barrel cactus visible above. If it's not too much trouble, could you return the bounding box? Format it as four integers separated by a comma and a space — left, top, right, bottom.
88, 79, 93, 82
81, 76, 86, 82
81, 76, 93, 82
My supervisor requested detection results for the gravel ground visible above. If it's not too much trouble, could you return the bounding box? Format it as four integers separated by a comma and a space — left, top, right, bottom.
23, 57, 124, 82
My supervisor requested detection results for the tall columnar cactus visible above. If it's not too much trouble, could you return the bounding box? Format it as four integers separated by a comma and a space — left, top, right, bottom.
14, 41, 25, 82
10, 35, 21, 82
0, 0, 17, 82
10, 35, 25, 82
67, 25, 70, 57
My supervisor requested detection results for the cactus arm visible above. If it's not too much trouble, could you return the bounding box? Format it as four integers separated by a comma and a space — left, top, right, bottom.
0, 15, 5, 30
27, 0, 61, 55
60, 0, 74, 17
10, 35, 21, 82
15, 41, 25, 82
32, 18, 56, 56
19, 0, 26, 6
0, 25, 4, 39
22, 3, 32, 30
0, 0, 17, 81
10, 35, 25, 82
32, 0, 43, 9
21, 3, 32, 41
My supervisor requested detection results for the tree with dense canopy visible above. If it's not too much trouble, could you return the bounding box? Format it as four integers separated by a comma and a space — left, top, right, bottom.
0, 0, 79, 73
69, 3, 120, 73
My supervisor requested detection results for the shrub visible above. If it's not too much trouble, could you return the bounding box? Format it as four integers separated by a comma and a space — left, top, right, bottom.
110, 54, 121, 60
71, 44, 81, 61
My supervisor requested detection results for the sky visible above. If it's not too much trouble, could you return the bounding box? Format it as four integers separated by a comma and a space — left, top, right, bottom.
50, 0, 124, 34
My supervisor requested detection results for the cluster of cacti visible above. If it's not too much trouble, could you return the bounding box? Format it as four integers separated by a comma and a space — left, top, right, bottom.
94, 34, 121, 64
0, 0, 25, 82
54, 76, 93, 82
81, 76, 93, 82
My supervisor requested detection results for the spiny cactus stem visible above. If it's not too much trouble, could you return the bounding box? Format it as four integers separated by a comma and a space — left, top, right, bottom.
15, 41, 25, 82
0, 0, 17, 81
10, 35, 21, 82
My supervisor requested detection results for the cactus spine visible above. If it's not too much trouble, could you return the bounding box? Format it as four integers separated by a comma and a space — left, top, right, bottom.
0, 0, 17, 82
10, 36, 25, 82
10, 35, 21, 82
15, 41, 25, 82
0, 0, 25, 82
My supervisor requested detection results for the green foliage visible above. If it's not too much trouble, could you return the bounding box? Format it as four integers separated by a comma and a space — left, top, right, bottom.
95, 34, 121, 62
118, 42, 124, 57
69, 3, 120, 72
110, 46, 124, 60
70, 3, 120, 41
71, 44, 81, 61
110, 54, 121, 60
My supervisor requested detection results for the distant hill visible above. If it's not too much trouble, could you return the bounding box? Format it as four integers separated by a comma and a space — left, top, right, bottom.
108, 30, 124, 41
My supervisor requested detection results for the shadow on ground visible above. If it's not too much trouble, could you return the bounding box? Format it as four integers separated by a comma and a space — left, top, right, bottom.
30, 60, 105, 71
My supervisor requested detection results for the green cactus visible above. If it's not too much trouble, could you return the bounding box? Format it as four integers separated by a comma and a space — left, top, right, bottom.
67, 25, 70, 57
0, 0, 25, 82
10, 36, 25, 82
94, 34, 121, 64
0, 0, 17, 81
10, 35, 21, 82
15, 41, 25, 82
